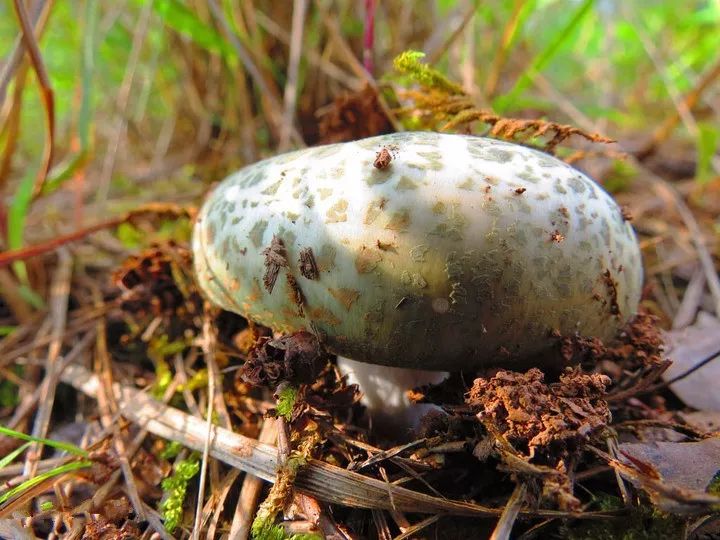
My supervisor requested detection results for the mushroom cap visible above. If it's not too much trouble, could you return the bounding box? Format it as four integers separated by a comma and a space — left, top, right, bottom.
193, 132, 643, 370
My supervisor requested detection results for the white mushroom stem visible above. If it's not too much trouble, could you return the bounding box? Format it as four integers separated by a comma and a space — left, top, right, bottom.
337, 356, 449, 437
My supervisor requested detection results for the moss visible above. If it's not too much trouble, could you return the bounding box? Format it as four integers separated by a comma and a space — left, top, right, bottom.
251, 433, 321, 540
159, 440, 183, 460
707, 470, 720, 495
276, 386, 297, 420
604, 159, 637, 193
562, 494, 685, 540
159, 452, 200, 534
251, 520, 321, 540
392, 50, 464, 95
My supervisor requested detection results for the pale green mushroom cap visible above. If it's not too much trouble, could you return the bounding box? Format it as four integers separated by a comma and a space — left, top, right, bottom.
193, 132, 643, 371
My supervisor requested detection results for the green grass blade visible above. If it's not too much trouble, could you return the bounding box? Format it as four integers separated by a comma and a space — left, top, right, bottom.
696, 122, 719, 184
0, 442, 31, 470
79, 0, 97, 152
7, 172, 44, 309
0, 460, 92, 506
0, 426, 89, 457
493, 0, 595, 113
150, 0, 233, 58
40, 0, 96, 197
8, 172, 34, 267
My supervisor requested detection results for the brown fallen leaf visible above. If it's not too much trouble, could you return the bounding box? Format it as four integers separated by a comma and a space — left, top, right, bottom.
662, 312, 720, 411
680, 411, 720, 434
616, 438, 720, 512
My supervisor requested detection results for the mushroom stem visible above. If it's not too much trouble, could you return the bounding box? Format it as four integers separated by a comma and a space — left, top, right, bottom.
337, 356, 448, 439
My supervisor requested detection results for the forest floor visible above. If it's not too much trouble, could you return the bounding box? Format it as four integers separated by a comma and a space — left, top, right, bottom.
1, 4, 720, 539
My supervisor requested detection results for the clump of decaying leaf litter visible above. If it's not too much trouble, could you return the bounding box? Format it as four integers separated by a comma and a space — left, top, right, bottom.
466, 367, 612, 509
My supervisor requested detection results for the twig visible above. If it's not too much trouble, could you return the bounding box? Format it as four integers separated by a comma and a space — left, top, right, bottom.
23, 247, 71, 478
426, 0, 478, 66
485, 0, 525, 98
12, 0, 55, 200
591, 445, 720, 507
0, 217, 124, 267
0, 0, 47, 107
92, 292, 150, 525
324, 429, 434, 472
516, 519, 557, 540
7, 330, 95, 431
0, 305, 106, 365
0, 459, 90, 519
363, 0, 376, 73
532, 72, 599, 134
316, 2, 403, 133
141, 502, 174, 540
672, 266, 705, 329
279, 0, 308, 151
205, 468, 242, 538
206, 0, 304, 146
0, 202, 194, 267
0, 456, 67, 479
72, 414, 176, 540
9, 316, 51, 440
631, 12, 700, 142
253, 9, 359, 89
392, 515, 440, 540
606, 360, 672, 403
613, 419, 706, 440
389, 509, 411, 536
460, 4, 477, 97
352, 439, 426, 471
389, 458, 446, 500
174, 354, 202, 418
640, 346, 720, 396
229, 418, 279, 540
635, 54, 720, 160
0, 61, 28, 194
202, 317, 232, 431
192, 314, 218, 540
604, 437, 630, 505
373, 507, 392, 540
96, 0, 154, 204
632, 160, 720, 316
0, 268, 34, 323
490, 482, 527, 540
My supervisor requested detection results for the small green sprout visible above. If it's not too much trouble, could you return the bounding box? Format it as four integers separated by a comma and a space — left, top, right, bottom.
276, 386, 298, 421
159, 452, 200, 534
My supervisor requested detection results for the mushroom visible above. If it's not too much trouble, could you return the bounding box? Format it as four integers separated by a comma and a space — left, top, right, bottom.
192, 132, 643, 434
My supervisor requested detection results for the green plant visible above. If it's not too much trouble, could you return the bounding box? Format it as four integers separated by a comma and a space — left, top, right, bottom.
0, 426, 91, 507
159, 451, 200, 534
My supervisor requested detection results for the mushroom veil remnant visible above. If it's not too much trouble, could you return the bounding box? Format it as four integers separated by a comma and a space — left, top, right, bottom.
193, 132, 643, 431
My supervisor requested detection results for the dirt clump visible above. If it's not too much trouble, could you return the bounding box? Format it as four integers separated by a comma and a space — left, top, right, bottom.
317, 85, 392, 144
467, 367, 611, 462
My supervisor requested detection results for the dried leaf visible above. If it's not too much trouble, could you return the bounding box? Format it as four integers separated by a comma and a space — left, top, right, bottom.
663, 312, 720, 411
467, 367, 611, 461
617, 438, 720, 512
